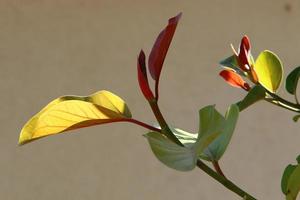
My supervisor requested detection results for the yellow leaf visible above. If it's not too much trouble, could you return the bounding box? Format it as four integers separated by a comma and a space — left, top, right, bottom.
254, 50, 283, 93
19, 90, 131, 145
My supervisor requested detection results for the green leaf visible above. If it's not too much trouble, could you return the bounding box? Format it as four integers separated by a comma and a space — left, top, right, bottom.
145, 132, 197, 171
286, 66, 300, 95
282, 164, 297, 195
145, 105, 227, 171
293, 115, 300, 122
286, 165, 300, 200
200, 104, 239, 161
254, 50, 283, 93
282, 156, 300, 200
237, 85, 266, 111
220, 55, 245, 76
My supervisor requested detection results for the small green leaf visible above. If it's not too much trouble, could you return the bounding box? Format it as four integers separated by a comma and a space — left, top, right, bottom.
286, 66, 300, 95
220, 55, 245, 76
282, 164, 297, 195
145, 132, 196, 171
200, 104, 239, 161
237, 85, 266, 111
254, 50, 283, 93
293, 115, 300, 122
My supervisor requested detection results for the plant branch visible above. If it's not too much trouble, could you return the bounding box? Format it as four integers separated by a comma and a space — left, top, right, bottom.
265, 91, 300, 113
197, 160, 256, 200
147, 99, 257, 200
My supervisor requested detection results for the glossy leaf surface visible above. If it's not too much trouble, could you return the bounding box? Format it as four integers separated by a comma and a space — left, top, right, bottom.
19, 90, 131, 145
254, 50, 283, 93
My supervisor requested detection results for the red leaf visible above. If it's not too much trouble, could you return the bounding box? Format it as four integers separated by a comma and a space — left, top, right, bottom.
241, 35, 250, 51
137, 50, 154, 100
219, 70, 250, 91
238, 35, 251, 71
148, 13, 182, 81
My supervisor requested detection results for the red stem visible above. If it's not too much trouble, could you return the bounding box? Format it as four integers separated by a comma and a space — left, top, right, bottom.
125, 118, 161, 132
212, 161, 226, 178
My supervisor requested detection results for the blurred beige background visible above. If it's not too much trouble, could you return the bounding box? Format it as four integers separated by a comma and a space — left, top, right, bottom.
1, 0, 300, 199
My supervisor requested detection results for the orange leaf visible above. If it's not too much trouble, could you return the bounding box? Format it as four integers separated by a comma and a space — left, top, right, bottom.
219, 70, 250, 91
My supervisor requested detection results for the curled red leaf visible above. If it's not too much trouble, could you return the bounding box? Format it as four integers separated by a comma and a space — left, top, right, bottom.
137, 50, 154, 100
220, 70, 250, 91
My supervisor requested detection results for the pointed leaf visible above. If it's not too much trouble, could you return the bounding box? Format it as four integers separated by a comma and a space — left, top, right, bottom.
237, 85, 266, 111
137, 50, 154, 100
145, 132, 196, 171
19, 90, 131, 145
148, 13, 181, 81
200, 104, 239, 161
286, 66, 300, 95
219, 70, 250, 91
220, 55, 239, 69
254, 50, 283, 93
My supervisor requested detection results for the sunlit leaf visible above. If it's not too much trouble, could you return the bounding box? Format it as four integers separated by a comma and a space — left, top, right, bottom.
200, 104, 239, 161
19, 90, 131, 145
237, 85, 266, 111
286, 66, 300, 95
170, 127, 197, 148
254, 50, 283, 93
145, 132, 197, 171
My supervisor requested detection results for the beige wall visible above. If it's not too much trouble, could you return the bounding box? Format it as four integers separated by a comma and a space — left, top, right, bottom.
1, 0, 300, 199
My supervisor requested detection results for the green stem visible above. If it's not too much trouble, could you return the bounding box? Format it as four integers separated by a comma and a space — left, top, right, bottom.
147, 99, 257, 200
265, 91, 300, 113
